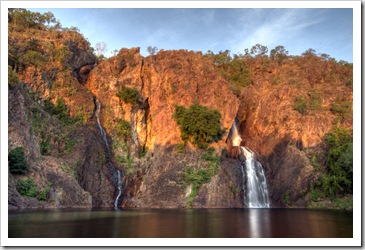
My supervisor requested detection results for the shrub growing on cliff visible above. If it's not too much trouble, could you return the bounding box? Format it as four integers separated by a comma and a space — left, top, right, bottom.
8, 65, 19, 87
21, 50, 48, 67
293, 96, 307, 114
16, 178, 38, 197
330, 101, 352, 123
173, 104, 225, 148
9, 147, 29, 174
184, 167, 210, 207
116, 118, 131, 141
116, 85, 140, 105
16, 178, 51, 201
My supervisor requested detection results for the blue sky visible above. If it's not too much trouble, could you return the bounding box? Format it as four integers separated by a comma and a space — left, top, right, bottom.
29, 8, 353, 62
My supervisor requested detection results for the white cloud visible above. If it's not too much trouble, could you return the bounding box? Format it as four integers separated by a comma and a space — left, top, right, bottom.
230, 9, 327, 54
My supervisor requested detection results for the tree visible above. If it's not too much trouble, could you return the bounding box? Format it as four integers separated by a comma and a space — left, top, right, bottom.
250, 44, 268, 57
43, 11, 56, 27
147, 46, 158, 56
111, 49, 118, 56
302, 48, 317, 57
270, 45, 288, 64
95, 42, 107, 58
9, 147, 29, 174
173, 104, 226, 148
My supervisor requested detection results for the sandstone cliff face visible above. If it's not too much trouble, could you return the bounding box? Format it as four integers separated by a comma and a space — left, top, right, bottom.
86, 48, 239, 152
235, 61, 352, 207
8, 85, 92, 209
85, 48, 242, 208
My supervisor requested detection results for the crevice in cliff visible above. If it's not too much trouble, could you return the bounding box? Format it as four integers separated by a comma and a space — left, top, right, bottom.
72, 62, 97, 85
142, 98, 150, 152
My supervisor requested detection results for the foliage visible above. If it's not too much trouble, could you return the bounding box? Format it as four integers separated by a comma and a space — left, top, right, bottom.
40, 135, 51, 155
116, 119, 131, 141
116, 85, 140, 105
307, 195, 352, 210
16, 178, 38, 197
147, 46, 158, 56
183, 148, 221, 207
21, 50, 48, 67
64, 138, 79, 154
309, 126, 353, 201
293, 96, 307, 114
43, 98, 76, 126
54, 45, 73, 64
302, 48, 317, 57
9, 8, 59, 31
124, 150, 134, 175
308, 89, 322, 110
228, 57, 252, 93
202, 148, 220, 176
270, 45, 288, 65
61, 164, 77, 179
330, 100, 352, 123
139, 146, 148, 158
249, 44, 268, 57
284, 191, 290, 206
293, 90, 322, 115
324, 126, 353, 194
8, 65, 19, 86
176, 143, 185, 154
311, 155, 320, 172
16, 178, 51, 201
184, 167, 210, 207
173, 104, 225, 148
9, 147, 29, 174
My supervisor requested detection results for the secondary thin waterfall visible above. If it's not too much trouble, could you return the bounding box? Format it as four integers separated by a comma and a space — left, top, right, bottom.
95, 99, 123, 208
230, 121, 270, 208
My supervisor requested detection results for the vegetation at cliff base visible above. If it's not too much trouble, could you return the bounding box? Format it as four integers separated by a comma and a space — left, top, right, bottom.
309, 126, 353, 203
183, 148, 221, 207
9, 147, 29, 174
16, 178, 51, 201
173, 104, 225, 148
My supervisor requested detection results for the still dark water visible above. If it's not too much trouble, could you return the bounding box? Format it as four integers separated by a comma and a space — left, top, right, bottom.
9, 208, 352, 238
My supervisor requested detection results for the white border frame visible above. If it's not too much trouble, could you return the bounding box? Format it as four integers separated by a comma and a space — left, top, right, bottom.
1, 1, 361, 247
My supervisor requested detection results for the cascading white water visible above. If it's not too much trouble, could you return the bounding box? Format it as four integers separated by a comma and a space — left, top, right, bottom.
231, 121, 242, 147
95, 99, 123, 209
114, 170, 122, 208
230, 121, 270, 208
95, 99, 110, 154
241, 147, 270, 208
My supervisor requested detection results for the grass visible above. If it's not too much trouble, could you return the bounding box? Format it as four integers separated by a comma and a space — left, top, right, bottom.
61, 163, 77, 179
307, 195, 352, 210
284, 191, 291, 206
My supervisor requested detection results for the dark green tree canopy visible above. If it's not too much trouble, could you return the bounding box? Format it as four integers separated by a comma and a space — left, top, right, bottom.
173, 103, 226, 148
9, 147, 29, 174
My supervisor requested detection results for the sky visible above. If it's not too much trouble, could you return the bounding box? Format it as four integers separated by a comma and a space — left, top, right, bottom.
28, 7, 353, 62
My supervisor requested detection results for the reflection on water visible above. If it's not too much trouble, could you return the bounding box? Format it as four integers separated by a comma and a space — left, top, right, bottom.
8, 208, 352, 238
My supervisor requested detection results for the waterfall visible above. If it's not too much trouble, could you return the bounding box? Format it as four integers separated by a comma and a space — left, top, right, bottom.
229, 121, 270, 208
95, 99, 110, 154
95, 99, 123, 208
241, 147, 270, 208
114, 170, 122, 208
